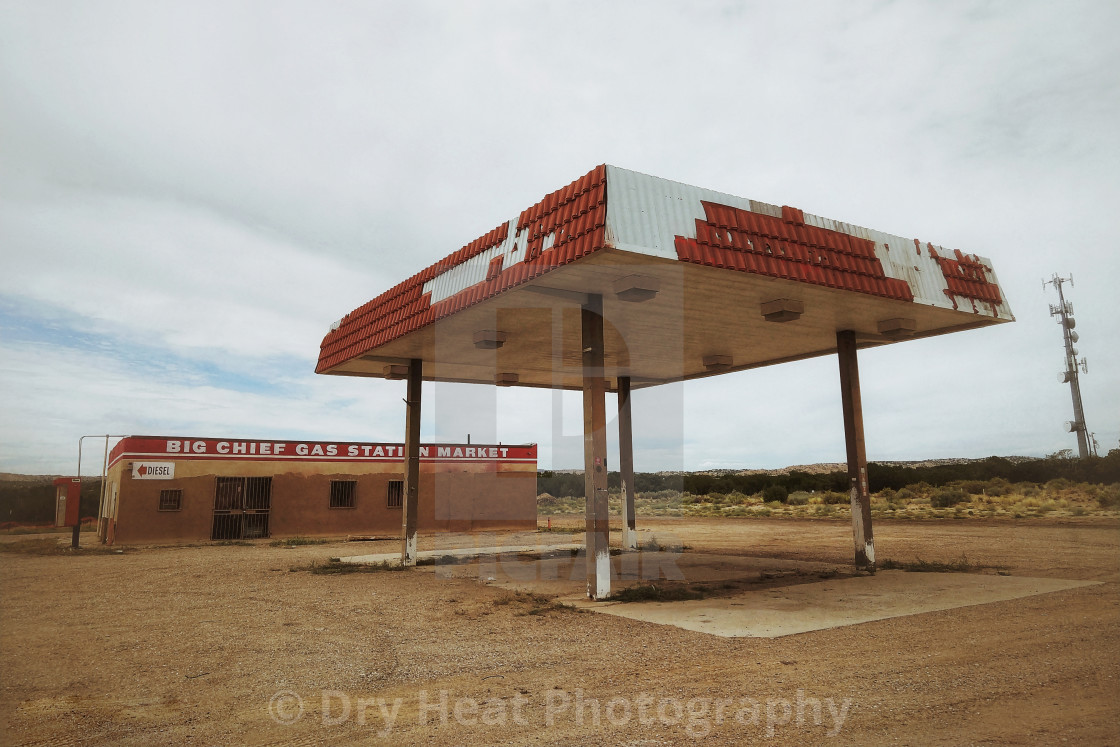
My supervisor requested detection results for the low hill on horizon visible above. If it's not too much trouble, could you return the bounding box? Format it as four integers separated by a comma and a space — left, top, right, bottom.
0, 473, 66, 483
548, 455, 1042, 476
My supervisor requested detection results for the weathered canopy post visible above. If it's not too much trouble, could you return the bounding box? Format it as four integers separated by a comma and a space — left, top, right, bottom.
582, 294, 610, 599
836, 330, 874, 568
617, 375, 637, 551
401, 357, 422, 566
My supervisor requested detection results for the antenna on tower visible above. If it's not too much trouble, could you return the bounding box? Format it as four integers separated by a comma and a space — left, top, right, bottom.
1044, 274, 1091, 458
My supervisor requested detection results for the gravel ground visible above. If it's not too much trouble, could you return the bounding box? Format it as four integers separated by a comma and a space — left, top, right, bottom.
1, 517, 1117, 746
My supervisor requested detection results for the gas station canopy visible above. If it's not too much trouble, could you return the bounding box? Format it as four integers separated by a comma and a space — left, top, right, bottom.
317, 165, 1012, 389
316, 164, 1014, 592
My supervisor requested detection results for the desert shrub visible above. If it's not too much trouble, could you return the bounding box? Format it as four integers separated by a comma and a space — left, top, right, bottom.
270, 536, 327, 547
1045, 478, 1074, 492
895, 487, 916, 502
726, 491, 751, 505
931, 488, 968, 508
877, 487, 897, 501
786, 491, 811, 506
640, 490, 683, 505
1098, 484, 1120, 508
956, 480, 989, 495
823, 491, 850, 505
984, 478, 1013, 497
763, 485, 788, 503
1017, 483, 1041, 498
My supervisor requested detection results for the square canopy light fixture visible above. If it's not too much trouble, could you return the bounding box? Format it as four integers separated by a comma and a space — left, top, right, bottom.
613, 275, 660, 303
877, 317, 918, 340
761, 298, 804, 323
473, 330, 508, 349
702, 354, 733, 371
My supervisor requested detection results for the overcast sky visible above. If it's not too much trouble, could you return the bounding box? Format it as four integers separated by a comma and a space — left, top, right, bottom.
1, 0, 1117, 475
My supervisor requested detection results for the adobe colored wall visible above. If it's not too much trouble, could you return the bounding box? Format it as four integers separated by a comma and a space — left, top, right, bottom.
107, 451, 536, 545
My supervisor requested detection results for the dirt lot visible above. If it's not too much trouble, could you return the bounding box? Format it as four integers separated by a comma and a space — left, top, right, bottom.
1, 517, 1118, 746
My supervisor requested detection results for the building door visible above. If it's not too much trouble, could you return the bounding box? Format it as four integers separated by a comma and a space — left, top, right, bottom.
211, 476, 271, 540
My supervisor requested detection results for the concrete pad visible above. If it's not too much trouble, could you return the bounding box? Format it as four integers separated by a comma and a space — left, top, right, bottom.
337, 542, 1100, 640
476, 550, 842, 596
579, 570, 1100, 638
338, 543, 583, 566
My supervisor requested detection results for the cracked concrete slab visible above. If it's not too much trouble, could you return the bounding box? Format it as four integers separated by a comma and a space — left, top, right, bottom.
577, 570, 1100, 637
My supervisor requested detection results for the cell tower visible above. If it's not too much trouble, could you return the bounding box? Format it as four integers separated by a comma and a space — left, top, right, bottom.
1044, 274, 1093, 458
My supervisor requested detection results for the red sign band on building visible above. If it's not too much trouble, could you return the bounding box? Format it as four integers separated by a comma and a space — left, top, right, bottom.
108, 437, 536, 468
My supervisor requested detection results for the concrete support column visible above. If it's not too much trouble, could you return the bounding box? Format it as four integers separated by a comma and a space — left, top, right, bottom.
617, 376, 637, 551
836, 330, 874, 568
582, 294, 611, 599
401, 357, 422, 566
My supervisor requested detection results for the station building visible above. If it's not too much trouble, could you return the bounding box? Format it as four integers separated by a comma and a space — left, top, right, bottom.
97, 436, 537, 544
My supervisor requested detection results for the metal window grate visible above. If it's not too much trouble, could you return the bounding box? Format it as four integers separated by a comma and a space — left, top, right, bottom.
158, 489, 182, 511
242, 512, 269, 539
244, 477, 272, 510
330, 480, 356, 508
386, 480, 403, 509
211, 513, 243, 540
214, 477, 243, 511
211, 476, 272, 540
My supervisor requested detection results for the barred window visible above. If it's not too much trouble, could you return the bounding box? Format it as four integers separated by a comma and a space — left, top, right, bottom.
386, 480, 403, 509
211, 477, 271, 540
215, 476, 272, 511
330, 480, 356, 509
158, 489, 182, 511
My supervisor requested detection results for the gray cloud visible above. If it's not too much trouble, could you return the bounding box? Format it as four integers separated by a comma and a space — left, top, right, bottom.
1, 0, 1117, 472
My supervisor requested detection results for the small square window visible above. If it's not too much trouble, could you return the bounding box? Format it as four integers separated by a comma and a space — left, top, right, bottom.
330, 480, 356, 509
386, 480, 403, 509
159, 489, 182, 511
